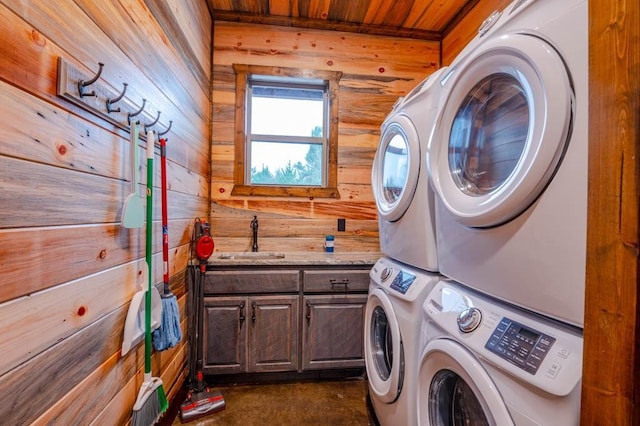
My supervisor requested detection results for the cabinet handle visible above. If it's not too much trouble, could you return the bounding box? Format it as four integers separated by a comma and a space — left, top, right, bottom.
251, 301, 257, 323
306, 301, 311, 324
239, 301, 246, 322
330, 278, 349, 290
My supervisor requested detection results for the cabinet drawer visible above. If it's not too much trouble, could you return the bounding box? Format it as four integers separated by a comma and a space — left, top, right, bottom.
204, 270, 300, 294
303, 269, 370, 293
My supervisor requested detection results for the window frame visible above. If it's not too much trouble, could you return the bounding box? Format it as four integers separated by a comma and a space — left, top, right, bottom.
231, 64, 342, 198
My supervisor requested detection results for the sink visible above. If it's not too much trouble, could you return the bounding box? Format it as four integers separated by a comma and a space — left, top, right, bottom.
217, 252, 286, 260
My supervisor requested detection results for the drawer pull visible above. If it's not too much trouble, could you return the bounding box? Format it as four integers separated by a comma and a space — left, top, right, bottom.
239, 301, 246, 322
330, 278, 350, 290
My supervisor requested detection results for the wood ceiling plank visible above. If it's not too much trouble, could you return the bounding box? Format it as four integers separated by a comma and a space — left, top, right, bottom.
214, 10, 440, 39
402, 0, 436, 28
269, 0, 293, 16
427, 3, 471, 33
211, 0, 234, 11
407, 0, 468, 32
211, 0, 474, 34
328, 0, 370, 23
306, 0, 331, 20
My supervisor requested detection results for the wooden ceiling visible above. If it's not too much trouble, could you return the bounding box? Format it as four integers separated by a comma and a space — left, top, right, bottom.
208, 0, 478, 40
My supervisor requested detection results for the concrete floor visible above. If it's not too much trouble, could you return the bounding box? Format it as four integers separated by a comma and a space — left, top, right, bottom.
170, 378, 377, 425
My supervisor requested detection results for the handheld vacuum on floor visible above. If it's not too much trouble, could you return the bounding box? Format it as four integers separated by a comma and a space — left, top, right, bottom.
180, 218, 225, 422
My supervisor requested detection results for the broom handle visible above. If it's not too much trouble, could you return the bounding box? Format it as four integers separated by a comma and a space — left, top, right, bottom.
160, 138, 170, 294
145, 131, 155, 375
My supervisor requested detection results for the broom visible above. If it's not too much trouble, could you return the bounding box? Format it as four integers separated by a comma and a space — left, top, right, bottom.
132, 130, 168, 426
153, 136, 182, 351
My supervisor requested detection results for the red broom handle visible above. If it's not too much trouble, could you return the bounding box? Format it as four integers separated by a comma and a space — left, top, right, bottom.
160, 138, 170, 289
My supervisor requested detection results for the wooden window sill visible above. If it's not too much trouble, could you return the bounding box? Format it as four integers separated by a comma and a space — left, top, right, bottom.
231, 185, 340, 199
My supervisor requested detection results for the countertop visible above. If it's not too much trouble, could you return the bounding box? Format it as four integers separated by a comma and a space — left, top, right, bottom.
205, 252, 382, 267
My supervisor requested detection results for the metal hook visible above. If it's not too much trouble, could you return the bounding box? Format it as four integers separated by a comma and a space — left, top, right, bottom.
158, 120, 173, 137
127, 99, 146, 124
143, 111, 161, 132
106, 83, 128, 113
78, 62, 104, 98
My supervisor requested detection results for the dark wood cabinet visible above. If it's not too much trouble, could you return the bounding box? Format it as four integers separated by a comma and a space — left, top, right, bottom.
202, 264, 371, 376
302, 294, 367, 370
249, 295, 299, 372
301, 269, 369, 370
202, 296, 247, 375
203, 294, 299, 374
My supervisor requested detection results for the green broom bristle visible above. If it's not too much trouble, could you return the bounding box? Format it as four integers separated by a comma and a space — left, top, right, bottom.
158, 383, 168, 413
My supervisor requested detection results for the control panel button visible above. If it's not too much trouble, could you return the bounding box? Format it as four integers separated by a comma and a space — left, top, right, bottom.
381, 267, 392, 282
478, 10, 501, 36
556, 347, 570, 359
545, 362, 561, 379
457, 307, 482, 333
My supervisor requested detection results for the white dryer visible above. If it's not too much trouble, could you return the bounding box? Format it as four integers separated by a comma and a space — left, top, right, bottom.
371, 67, 449, 272
418, 280, 583, 425
365, 257, 439, 426
426, 0, 588, 327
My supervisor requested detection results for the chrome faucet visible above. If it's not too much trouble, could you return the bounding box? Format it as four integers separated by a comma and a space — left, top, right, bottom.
251, 215, 258, 252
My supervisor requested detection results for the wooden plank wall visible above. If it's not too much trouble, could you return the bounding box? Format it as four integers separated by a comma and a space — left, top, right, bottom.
0, 0, 211, 423
211, 21, 440, 253
441, 0, 512, 65
582, 1, 640, 424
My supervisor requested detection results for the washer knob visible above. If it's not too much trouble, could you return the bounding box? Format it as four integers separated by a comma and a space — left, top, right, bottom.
457, 307, 482, 333
381, 267, 393, 282
478, 10, 501, 36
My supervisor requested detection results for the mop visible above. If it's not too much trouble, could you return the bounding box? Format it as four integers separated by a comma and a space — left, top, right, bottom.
153, 136, 182, 351
132, 130, 168, 426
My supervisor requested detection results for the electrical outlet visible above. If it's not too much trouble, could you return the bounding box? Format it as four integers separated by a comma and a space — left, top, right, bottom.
337, 218, 346, 232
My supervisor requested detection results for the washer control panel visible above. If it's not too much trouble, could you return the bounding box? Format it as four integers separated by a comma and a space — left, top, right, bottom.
423, 280, 583, 397
485, 317, 556, 374
370, 257, 438, 301
389, 269, 416, 294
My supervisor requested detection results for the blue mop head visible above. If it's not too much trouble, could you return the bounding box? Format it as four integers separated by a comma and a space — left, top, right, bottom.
153, 294, 182, 351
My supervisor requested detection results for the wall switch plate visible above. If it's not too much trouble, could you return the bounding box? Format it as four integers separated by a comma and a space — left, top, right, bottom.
337, 218, 346, 232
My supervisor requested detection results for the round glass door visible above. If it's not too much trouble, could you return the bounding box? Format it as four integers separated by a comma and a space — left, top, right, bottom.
365, 288, 403, 402
371, 306, 394, 381
449, 73, 529, 197
373, 114, 420, 222
427, 33, 572, 227
417, 339, 514, 425
429, 369, 490, 426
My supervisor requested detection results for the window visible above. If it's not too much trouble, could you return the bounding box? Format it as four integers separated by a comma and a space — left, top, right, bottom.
231, 64, 342, 198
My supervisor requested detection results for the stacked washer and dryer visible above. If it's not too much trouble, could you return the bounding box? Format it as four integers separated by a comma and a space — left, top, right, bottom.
366, 66, 448, 426
366, 0, 588, 425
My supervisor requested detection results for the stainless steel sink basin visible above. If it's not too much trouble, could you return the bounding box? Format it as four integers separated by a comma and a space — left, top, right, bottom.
217, 252, 286, 260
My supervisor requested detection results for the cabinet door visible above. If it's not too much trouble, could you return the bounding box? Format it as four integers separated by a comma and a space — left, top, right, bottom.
302, 294, 368, 370
248, 295, 300, 373
202, 296, 248, 375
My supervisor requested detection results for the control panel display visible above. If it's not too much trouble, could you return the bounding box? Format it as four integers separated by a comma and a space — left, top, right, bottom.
485, 317, 556, 375
390, 270, 416, 294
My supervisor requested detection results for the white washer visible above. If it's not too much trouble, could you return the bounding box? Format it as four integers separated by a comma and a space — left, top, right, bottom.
426, 0, 588, 327
418, 280, 582, 426
371, 67, 449, 272
365, 257, 440, 426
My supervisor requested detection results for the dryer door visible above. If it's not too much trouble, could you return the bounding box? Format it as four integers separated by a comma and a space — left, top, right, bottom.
417, 339, 514, 426
372, 114, 420, 222
427, 33, 572, 227
364, 288, 404, 403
